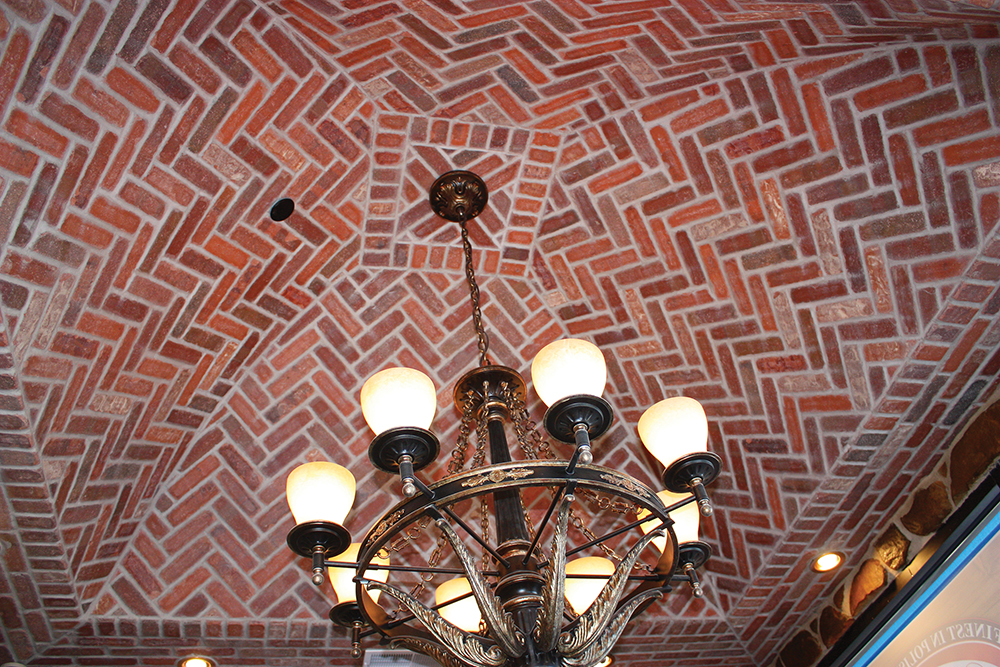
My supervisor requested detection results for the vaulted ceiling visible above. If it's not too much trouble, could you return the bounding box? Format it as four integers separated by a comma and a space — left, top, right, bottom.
1, 0, 1000, 665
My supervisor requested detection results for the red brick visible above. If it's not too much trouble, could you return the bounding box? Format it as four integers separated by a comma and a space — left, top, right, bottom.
77, 311, 125, 340
40, 93, 99, 142
751, 140, 813, 174
53, 4, 105, 89
942, 136, 1000, 167
0, 29, 30, 115
106, 66, 160, 113
62, 214, 113, 249
801, 83, 834, 152
2, 251, 58, 287
168, 43, 221, 94
725, 127, 785, 159
262, 26, 313, 77
0, 138, 39, 175
853, 73, 927, 112
72, 76, 129, 126
671, 98, 729, 134
91, 196, 140, 233
914, 110, 991, 148
6, 109, 68, 157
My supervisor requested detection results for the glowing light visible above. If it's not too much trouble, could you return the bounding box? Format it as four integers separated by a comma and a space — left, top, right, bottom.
180, 658, 213, 667
813, 552, 843, 572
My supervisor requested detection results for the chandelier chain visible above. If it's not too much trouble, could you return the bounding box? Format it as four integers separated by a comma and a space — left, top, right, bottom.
411, 530, 449, 600
448, 395, 476, 476
506, 390, 556, 462
471, 412, 489, 470
474, 414, 491, 570
459, 216, 491, 367
480, 495, 491, 571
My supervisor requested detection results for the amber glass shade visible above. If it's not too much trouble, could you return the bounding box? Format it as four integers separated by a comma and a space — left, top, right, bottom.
637, 397, 708, 470
360, 367, 437, 435
637, 490, 700, 552
531, 338, 607, 406
328, 543, 389, 604
564, 556, 616, 614
435, 577, 482, 632
285, 461, 356, 526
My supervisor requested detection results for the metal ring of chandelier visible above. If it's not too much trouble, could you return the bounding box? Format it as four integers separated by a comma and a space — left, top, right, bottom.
353, 460, 680, 627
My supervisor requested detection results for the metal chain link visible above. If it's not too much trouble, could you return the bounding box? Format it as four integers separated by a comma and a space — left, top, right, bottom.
506, 390, 556, 461
458, 216, 491, 367
447, 394, 476, 476
471, 411, 489, 469
479, 495, 492, 571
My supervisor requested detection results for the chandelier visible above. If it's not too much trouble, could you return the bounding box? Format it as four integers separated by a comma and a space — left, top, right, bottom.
284, 171, 723, 667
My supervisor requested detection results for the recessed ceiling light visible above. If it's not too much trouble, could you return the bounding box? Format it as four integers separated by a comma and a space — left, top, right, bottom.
812, 552, 844, 572
178, 658, 214, 667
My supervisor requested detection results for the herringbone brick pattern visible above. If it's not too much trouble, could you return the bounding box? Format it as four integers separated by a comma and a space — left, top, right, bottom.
0, 0, 998, 665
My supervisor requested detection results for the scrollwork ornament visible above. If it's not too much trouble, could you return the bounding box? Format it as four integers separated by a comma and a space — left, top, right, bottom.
560, 589, 664, 667
461, 467, 533, 488
434, 517, 526, 658
600, 473, 650, 498
557, 528, 665, 655
365, 580, 507, 667
534, 494, 572, 651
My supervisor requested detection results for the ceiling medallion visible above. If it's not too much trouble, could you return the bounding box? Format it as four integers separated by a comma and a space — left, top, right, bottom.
283, 171, 724, 667
429, 170, 489, 222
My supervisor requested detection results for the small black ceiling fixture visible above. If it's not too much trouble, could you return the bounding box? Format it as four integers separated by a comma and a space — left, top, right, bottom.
270, 198, 294, 221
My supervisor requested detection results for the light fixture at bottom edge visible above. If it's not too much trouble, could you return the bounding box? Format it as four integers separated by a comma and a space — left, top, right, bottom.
179, 658, 215, 667
812, 551, 844, 572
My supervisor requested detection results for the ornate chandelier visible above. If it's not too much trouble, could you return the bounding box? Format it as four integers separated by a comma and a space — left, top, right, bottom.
284, 171, 723, 667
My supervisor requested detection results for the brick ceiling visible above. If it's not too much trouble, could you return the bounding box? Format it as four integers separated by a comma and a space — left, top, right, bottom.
1, 0, 1000, 665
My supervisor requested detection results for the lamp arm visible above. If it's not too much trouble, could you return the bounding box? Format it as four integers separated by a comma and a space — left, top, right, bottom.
567, 425, 594, 474
398, 454, 436, 500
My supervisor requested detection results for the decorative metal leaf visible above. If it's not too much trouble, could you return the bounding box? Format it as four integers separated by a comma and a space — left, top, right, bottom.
560, 589, 663, 667
365, 579, 506, 667
534, 494, 572, 651
390, 636, 479, 667
557, 528, 664, 655
433, 516, 526, 658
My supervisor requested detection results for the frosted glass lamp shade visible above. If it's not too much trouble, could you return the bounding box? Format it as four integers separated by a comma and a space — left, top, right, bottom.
435, 577, 482, 632
531, 339, 607, 407
564, 556, 615, 614
361, 367, 437, 435
329, 543, 389, 605
638, 397, 708, 470
286, 461, 356, 526
637, 490, 700, 553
